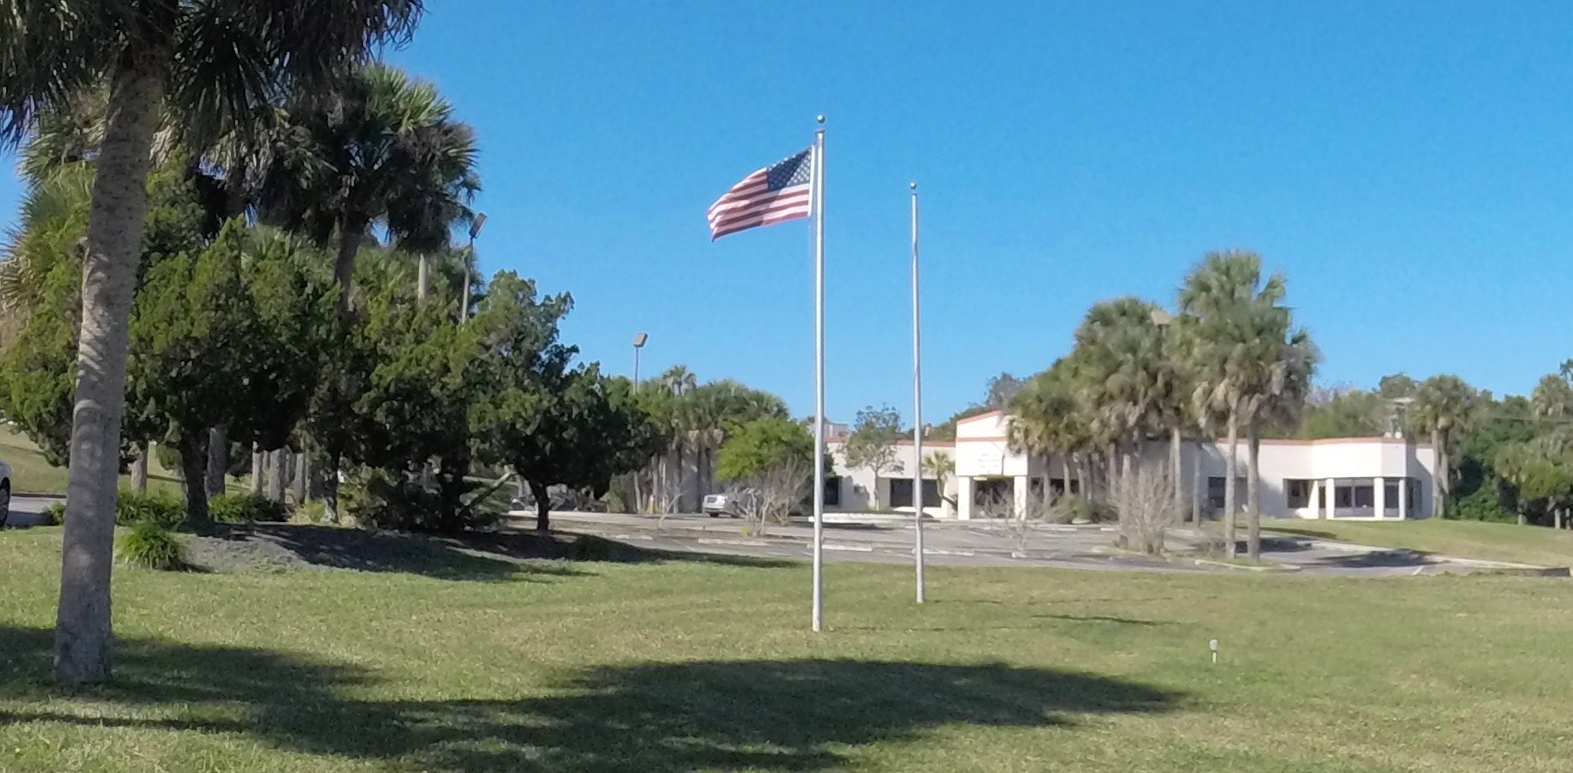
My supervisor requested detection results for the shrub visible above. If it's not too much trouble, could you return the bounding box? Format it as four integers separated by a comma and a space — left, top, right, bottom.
209, 493, 288, 523
116, 490, 185, 528
1051, 494, 1116, 524
292, 500, 329, 525
116, 521, 187, 570
39, 502, 65, 526
342, 467, 501, 534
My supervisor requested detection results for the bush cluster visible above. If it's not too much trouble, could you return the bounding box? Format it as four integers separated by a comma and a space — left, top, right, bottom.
209, 493, 289, 523
116, 490, 185, 528
116, 521, 187, 571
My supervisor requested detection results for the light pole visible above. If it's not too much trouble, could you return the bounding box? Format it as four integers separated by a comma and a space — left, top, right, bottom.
461, 212, 487, 322
632, 332, 648, 386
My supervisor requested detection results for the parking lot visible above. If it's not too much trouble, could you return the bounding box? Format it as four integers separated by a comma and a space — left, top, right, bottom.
531, 511, 1563, 577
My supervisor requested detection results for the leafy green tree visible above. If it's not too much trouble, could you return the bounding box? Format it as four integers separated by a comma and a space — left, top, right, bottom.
716, 416, 814, 528
843, 404, 906, 509
985, 372, 1026, 410
0, 0, 425, 685
1297, 389, 1385, 440
1377, 373, 1420, 400
126, 223, 335, 523
716, 417, 814, 482
472, 272, 660, 532
928, 405, 992, 442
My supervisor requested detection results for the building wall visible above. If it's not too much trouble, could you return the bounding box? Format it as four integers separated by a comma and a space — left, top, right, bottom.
827, 438, 956, 517
892, 411, 1439, 521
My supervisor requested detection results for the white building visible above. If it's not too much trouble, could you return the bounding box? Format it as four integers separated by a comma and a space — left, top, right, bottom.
825, 411, 1438, 521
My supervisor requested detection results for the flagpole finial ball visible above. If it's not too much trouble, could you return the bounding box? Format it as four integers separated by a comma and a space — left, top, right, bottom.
910, 182, 917, 191
816, 115, 825, 124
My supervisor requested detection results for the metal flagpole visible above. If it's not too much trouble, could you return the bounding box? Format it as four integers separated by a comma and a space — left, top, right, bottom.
911, 182, 925, 604
812, 116, 827, 633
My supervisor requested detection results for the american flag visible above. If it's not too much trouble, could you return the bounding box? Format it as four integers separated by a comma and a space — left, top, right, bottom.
706, 147, 815, 240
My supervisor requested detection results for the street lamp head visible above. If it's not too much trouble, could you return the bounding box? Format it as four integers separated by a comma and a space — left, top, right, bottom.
633, 332, 648, 348
469, 213, 488, 240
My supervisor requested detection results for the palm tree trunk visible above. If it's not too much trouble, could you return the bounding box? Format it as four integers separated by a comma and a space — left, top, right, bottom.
1224, 410, 1240, 559
56, 52, 168, 686
416, 254, 429, 301
293, 451, 309, 505
1076, 456, 1089, 498
1431, 429, 1444, 518
178, 433, 211, 524
333, 215, 371, 302
1191, 439, 1203, 524
1061, 457, 1072, 498
1170, 426, 1183, 523
266, 450, 287, 503
205, 425, 228, 498
1105, 446, 1118, 500
1247, 422, 1262, 561
132, 443, 149, 494
250, 443, 264, 495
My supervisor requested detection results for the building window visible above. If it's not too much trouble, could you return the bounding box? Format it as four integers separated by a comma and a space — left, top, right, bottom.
1385, 481, 1400, 509
888, 479, 940, 508
974, 478, 1013, 511
1353, 483, 1375, 508
824, 476, 841, 507
1334, 485, 1353, 508
889, 478, 913, 508
1285, 479, 1312, 509
1207, 477, 1247, 509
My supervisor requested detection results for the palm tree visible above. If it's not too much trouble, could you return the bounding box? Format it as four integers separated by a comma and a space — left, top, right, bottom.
1071, 299, 1169, 492
0, 0, 424, 686
261, 63, 478, 303
1410, 374, 1477, 518
1007, 363, 1084, 501
1179, 250, 1315, 560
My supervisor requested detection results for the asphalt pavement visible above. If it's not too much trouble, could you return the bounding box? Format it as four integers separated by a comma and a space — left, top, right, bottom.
4, 496, 55, 528
524, 511, 1566, 577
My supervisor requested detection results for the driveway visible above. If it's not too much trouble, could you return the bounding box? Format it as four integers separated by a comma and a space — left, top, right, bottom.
4, 496, 56, 528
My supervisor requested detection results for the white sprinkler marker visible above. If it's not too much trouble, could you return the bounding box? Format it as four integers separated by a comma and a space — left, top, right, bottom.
1210, 638, 1220, 664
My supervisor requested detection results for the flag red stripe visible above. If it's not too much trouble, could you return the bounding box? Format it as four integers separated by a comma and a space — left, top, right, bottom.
711, 204, 812, 239
707, 186, 811, 223
709, 190, 811, 229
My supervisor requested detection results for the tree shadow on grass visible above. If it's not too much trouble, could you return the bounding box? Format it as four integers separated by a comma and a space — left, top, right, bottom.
0, 626, 1180, 773
191, 525, 792, 581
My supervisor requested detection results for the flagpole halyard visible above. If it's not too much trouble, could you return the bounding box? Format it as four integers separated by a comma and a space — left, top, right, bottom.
811, 115, 827, 633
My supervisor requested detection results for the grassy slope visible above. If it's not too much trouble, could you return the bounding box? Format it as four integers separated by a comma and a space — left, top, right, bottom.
2, 527, 1572, 772
1265, 518, 1573, 568
0, 425, 233, 497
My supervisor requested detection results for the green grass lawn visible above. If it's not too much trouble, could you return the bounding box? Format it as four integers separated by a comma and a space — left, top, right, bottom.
1264, 518, 1573, 568
0, 425, 237, 498
2, 527, 1572, 772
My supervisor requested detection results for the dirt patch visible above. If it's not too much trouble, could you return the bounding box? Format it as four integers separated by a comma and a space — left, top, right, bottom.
183, 524, 585, 579
177, 523, 782, 579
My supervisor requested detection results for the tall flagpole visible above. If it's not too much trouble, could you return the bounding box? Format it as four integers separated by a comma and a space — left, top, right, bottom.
910, 181, 925, 604
811, 116, 827, 633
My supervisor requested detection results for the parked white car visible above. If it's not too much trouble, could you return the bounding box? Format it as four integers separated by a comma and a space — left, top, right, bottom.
702, 493, 739, 518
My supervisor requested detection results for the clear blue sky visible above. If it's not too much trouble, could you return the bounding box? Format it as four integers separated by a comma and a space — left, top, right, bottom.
5, 1, 1573, 423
